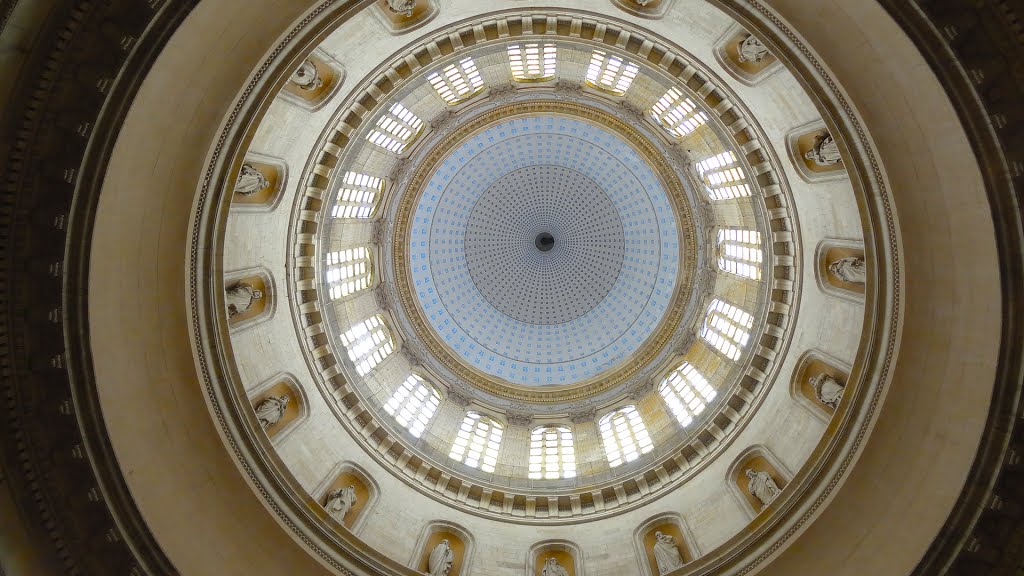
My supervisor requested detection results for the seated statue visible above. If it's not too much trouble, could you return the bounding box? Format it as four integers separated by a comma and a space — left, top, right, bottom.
254, 394, 290, 429
324, 485, 357, 524
226, 282, 263, 318
828, 256, 867, 284
810, 373, 845, 408
290, 59, 323, 91
540, 557, 570, 576
387, 0, 416, 17
234, 164, 270, 196
804, 132, 842, 166
737, 34, 770, 63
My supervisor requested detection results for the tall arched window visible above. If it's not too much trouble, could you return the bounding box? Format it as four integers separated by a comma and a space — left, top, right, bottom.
528, 426, 576, 480
338, 314, 395, 375
701, 299, 754, 361
449, 412, 503, 473
659, 362, 716, 427
325, 246, 373, 299
599, 406, 654, 468
427, 57, 484, 104
717, 229, 763, 280
695, 151, 752, 200
585, 50, 638, 95
508, 42, 557, 81
650, 87, 709, 138
383, 374, 440, 438
366, 102, 423, 153
332, 171, 383, 219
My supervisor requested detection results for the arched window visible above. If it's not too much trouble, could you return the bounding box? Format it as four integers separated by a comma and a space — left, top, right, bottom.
332, 171, 383, 219
585, 50, 638, 95
383, 374, 440, 438
650, 87, 709, 138
366, 102, 423, 153
427, 57, 484, 104
598, 406, 654, 468
701, 299, 754, 361
659, 362, 716, 427
528, 425, 576, 480
449, 412, 503, 472
695, 151, 752, 200
325, 247, 373, 299
338, 314, 395, 375
717, 229, 763, 280
508, 42, 557, 81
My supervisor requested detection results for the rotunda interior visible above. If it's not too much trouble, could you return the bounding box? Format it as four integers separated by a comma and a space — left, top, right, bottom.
0, 1, 1021, 575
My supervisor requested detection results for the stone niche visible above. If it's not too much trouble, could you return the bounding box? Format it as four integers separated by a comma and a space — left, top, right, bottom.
786, 120, 848, 183
373, 0, 439, 35
280, 50, 345, 111
225, 268, 274, 330
728, 447, 789, 515
231, 154, 287, 211
413, 522, 473, 576
610, 0, 677, 20
792, 350, 851, 419
247, 374, 305, 443
529, 540, 583, 576
713, 24, 782, 86
312, 462, 378, 534
633, 513, 695, 576
815, 239, 867, 300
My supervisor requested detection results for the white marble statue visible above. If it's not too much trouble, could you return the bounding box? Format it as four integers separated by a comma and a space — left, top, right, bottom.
427, 539, 454, 576
737, 34, 770, 63
324, 485, 357, 524
634, 0, 654, 6
290, 59, 323, 91
386, 0, 416, 17
540, 557, 570, 576
653, 531, 685, 574
234, 164, 269, 196
804, 132, 842, 166
226, 282, 263, 318
255, 394, 290, 429
810, 373, 845, 408
746, 469, 781, 507
828, 256, 867, 284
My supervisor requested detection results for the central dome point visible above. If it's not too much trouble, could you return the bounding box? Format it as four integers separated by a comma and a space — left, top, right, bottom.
535, 232, 555, 252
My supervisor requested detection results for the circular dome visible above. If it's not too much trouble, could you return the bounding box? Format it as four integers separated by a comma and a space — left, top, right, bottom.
411, 114, 680, 386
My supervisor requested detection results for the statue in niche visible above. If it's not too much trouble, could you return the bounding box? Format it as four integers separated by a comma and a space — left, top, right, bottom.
634, 0, 654, 6
234, 164, 270, 196
386, 0, 416, 17
540, 557, 570, 576
737, 34, 771, 63
290, 59, 323, 91
254, 394, 290, 429
804, 132, 843, 166
427, 539, 454, 576
746, 468, 781, 507
324, 485, 357, 524
810, 373, 846, 409
828, 256, 867, 284
226, 281, 264, 318
653, 531, 685, 574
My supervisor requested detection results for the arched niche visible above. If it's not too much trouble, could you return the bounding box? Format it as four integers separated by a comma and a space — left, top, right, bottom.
225, 267, 275, 330
790, 350, 852, 421
411, 521, 474, 576
372, 0, 439, 35
527, 540, 584, 576
310, 461, 379, 535
633, 513, 697, 576
713, 23, 783, 86
727, 446, 791, 517
814, 239, 867, 301
785, 120, 848, 183
280, 49, 345, 112
247, 373, 307, 444
230, 153, 287, 211
610, 0, 676, 20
